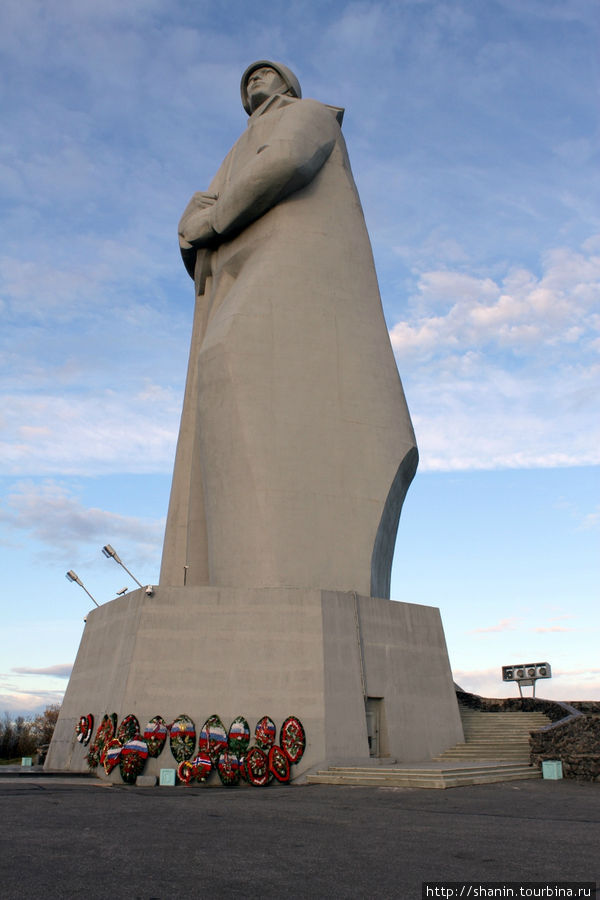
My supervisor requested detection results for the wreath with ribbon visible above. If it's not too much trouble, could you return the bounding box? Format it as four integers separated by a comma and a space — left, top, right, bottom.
103, 738, 123, 775
87, 713, 117, 769
245, 747, 272, 787
199, 714, 228, 764
268, 745, 291, 783
75, 714, 93, 745
120, 738, 149, 784
169, 714, 196, 763
117, 714, 140, 745
217, 750, 240, 786
177, 759, 195, 785
227, 716, 250, 756
254, 716, 276, 750
191, 751, 212, 782
280, 715, 306, 764
143, 715, 168, 758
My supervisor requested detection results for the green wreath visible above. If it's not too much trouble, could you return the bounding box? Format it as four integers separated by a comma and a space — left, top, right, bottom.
169, 714, 196, 763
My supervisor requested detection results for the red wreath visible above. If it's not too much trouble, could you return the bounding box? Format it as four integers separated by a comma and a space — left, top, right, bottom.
217, 750, 240, 786
280, 715, 306, 764
87, 713, 115, 769
103, 738, 123, 774
75, 715, 88, 743
191, 752, 212, 782
177, 760, 195, 785
120, 739, 148, 785
268, 745, 291, 783
254, 716, 276, 750
245, 747, 271, 787
143, 715, 168, 758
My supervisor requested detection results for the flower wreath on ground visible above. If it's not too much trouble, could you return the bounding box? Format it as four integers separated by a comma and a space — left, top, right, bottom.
117, 714, 140, 745
103, 738, 123, 774
120, 738, 149, 784
199, 715, 228, 764
170, 714, 196, 763
143, 715, 168, 757
86, 713, 117, 768
280, 715, 306, 764
75, 714, 93, 745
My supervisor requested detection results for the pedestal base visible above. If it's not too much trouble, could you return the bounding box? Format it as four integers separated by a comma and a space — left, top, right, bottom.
46, 587, 463, 780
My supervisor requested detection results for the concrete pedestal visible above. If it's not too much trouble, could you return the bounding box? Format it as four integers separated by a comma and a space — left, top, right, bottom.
46, 587, 463, 780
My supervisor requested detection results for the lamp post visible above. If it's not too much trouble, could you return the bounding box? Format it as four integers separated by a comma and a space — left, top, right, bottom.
65, 570, 100, 608
101, 544, 144, 589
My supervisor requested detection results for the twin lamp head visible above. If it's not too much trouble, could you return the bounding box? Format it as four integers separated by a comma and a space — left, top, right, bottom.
66, 545, 152, 609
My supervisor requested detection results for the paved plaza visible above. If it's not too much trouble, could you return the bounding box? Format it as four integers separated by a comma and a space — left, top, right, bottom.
0, 775, 598, 898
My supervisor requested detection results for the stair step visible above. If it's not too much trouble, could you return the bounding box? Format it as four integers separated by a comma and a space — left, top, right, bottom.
307, 762, 540, 789
438, 745, 529, 751
464, 733, 541, 737
457, 736, 531, 741
460, 712, 549, 717
462, 723, 547, 729
435, 754, 528, 762
324, 763, 531, 775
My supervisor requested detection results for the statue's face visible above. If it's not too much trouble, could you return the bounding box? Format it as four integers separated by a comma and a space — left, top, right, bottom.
246, 66, 286, 111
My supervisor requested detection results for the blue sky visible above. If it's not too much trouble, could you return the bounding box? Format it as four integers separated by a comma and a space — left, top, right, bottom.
1, 0, 598, 714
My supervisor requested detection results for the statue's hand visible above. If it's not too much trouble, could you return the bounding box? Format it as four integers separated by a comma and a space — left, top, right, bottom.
179, 192, 218, 248
189, 191, 218, 209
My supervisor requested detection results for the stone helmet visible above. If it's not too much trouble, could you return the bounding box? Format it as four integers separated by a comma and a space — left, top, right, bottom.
240, 60, 302, 115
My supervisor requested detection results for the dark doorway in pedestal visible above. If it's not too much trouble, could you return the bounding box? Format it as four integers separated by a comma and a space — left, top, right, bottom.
366, 697, 383, 757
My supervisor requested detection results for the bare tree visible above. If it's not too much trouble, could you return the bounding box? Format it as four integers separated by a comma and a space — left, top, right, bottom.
0, 705, 61, 760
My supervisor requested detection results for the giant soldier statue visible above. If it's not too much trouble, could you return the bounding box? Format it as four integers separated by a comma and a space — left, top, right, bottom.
160, 61, 418, 598
46, 64, 465, 778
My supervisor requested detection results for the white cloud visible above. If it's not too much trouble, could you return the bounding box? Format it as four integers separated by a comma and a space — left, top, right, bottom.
390, 238, 600, 470
0, 385, 180, 476
533, 626, 573, 634
470, 617, 520, 634
0, 480, 163, 560
392, 242, 600, 358
0, 690, 65, 716
466, 613, 580, 638
12, 664, 72, 679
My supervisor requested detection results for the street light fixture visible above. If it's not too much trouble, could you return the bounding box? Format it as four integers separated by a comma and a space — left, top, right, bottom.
502, 661, 552, 698
101, 544, 143, 589
65, 570, 100, 608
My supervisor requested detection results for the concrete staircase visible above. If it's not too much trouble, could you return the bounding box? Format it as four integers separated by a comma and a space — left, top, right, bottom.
306, 704, 551, 789
433, 706, 551, 763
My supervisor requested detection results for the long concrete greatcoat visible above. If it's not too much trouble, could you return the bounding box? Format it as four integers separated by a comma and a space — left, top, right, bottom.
160, 92, 418, 598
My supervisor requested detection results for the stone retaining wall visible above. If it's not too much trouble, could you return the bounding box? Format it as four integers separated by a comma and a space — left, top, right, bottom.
529, 715, 600, 782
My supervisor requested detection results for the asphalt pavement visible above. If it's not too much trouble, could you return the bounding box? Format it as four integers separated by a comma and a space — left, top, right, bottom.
0, 776, 598, 899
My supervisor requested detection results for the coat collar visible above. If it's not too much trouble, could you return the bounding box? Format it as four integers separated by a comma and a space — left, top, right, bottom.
247, 92, 297, 125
